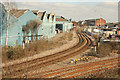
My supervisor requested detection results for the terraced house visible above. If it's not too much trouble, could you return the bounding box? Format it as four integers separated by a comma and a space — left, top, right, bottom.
0, 3, 73, 46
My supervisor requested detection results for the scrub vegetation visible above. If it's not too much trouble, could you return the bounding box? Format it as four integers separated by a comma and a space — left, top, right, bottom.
87, 42, 119, 58
2, 30, 73, 63
86, 68, 119, 78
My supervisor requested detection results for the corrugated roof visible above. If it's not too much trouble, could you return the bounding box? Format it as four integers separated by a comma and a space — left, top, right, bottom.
10, 9, 28, 18
37, 12, 45, 20
56, 18, 68, 22
46, 14, 50, 20
31, 10, 39, 13
52, 15, 55, 21
31, 10, 39, 15
85, 19, 96, 21
85, 18, 105, 21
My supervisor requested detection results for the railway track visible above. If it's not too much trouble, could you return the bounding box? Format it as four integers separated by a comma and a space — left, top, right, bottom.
65, 57, 119, 78
31, 57, 119, 78
2, 31, 92, 78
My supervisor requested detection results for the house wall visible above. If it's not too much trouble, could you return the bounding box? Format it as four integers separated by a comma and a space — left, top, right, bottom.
38, 13, 56, 39
18, 10, 42, 42
38, 12, 49, 39
48, 14, 56, 38
7, 20, 22, 46
68, 22, 73, 30
53, 15, 57, 34
37, 25, 43, 39
18, 10, 41, 25
1, 3, 73, 46
1, 9, 44, 46
2, 15, 23, 46
0, 4, 23, 46
52, 16, 57, 35
41, 23, 50, 38
56, 21, 73, 32
0, 4, 7, 38
0, 4, 7, 46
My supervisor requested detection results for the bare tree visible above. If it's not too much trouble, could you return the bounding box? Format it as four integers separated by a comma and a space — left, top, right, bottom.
22, 20, 42, 42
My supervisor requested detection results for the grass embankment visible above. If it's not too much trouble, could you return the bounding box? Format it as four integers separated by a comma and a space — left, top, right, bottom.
2, 31, 73, 63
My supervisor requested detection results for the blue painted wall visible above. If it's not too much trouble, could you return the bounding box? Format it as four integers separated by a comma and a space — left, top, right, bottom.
56, 21, 68, 32
0, 3, 22, 46
37, 12, 56, 39
18, 10, 42, 42
56, 17, 73, 32
0, 3, 73, 46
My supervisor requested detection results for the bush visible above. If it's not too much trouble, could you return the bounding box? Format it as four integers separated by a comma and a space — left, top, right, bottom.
109, 42, 120, 50
88, 43, 113, 58
87, 51, 99, 57
2, 31, 74, 63
7, 50, 14, 59
2, 46, 25, 62
96, 43, 112, 58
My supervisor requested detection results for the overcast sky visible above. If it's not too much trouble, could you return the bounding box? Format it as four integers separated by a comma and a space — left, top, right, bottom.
10, 0, 119, 23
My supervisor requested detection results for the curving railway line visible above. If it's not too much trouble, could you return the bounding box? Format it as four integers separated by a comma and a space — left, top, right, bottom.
2, 31, 92, 78
34, 57, 119, 78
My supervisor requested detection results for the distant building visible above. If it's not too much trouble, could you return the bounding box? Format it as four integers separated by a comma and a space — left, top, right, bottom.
96, 18, 106, 26
84, 18, 106, 27
85, 19, 96, 26
103, 23, 119, 29
116, 28, 120, 36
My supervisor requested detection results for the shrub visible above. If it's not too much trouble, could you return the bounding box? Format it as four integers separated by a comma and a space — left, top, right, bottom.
96, 43, 112, 57
7, 50, 14, 59
2, 30, 74, 62
87, 51, 98, 57
88, 43, 113, 58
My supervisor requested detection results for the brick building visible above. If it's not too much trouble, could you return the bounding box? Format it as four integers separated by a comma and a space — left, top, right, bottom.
84, 18, 106, 26
96, 18, 106, 26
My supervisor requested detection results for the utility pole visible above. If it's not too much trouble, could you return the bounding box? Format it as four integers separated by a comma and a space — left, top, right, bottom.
6, 6, 10, 46
2, 0, 11, 46
2, 0, 16, 46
